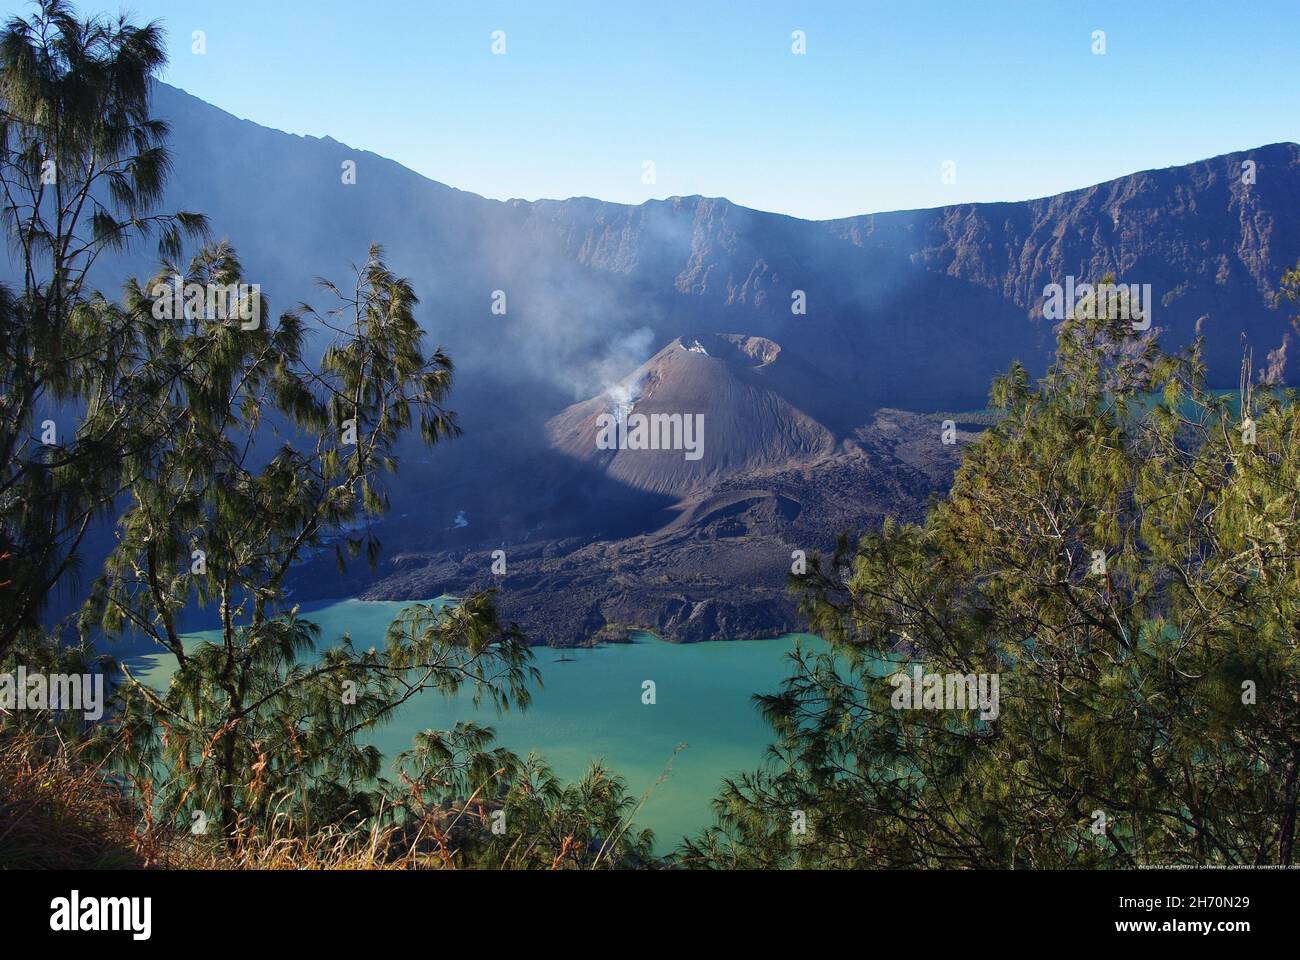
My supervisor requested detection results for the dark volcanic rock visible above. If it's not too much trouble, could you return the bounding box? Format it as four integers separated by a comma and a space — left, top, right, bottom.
73, 86, 1300, 415
74, 86, 1293, 645
355, 408, 979, 646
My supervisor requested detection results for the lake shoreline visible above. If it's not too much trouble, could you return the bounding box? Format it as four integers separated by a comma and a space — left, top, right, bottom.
120, 596, 824, 849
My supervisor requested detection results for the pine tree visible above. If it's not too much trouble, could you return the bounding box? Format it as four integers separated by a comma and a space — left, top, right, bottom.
83, 243, 537, 849
685, 279, 1300, 868
0, 0, 205, 659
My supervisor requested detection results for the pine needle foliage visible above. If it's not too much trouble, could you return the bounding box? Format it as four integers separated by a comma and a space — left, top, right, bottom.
0, 0, 206, 658
77, 241, 539, 849
684, 279, 1300, 869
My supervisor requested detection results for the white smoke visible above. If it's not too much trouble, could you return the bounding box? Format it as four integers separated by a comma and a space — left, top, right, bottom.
593, 326, 655, 399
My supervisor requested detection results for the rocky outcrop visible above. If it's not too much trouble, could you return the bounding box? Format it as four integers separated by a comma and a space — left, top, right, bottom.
355, 409, 979, 646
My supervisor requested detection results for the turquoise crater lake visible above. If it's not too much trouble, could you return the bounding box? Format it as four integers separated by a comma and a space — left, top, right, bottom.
127, 598, 821, 850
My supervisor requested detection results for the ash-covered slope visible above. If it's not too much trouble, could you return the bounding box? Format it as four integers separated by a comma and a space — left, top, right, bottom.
361, 406, 979, 645
347, 333, 974, 645
18, 84, 1298, 642
546, 334, 837, 497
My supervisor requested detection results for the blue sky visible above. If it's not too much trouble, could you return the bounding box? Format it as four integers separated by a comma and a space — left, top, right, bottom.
43, 0, 1300, 220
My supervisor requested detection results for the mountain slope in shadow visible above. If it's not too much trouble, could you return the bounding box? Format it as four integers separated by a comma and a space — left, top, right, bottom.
356, 332, 978, 645
11, 83, 1299, 643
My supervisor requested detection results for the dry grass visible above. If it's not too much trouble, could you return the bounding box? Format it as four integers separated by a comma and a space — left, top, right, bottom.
0, 731, 147, 868
0, 731, 651, 869
0, 730, 448, 869
202, 823, 413, 870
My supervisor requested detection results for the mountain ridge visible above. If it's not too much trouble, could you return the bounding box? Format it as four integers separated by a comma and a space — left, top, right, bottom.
159, 83, 1298, 223
12, 82, 1300, 645
121, 82, 1300, 416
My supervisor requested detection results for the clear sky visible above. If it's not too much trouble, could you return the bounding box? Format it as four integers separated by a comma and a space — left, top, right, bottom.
35, 0, 1300, 220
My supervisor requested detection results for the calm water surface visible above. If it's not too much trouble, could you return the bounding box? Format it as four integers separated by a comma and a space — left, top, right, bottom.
127, 597, 823, 850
